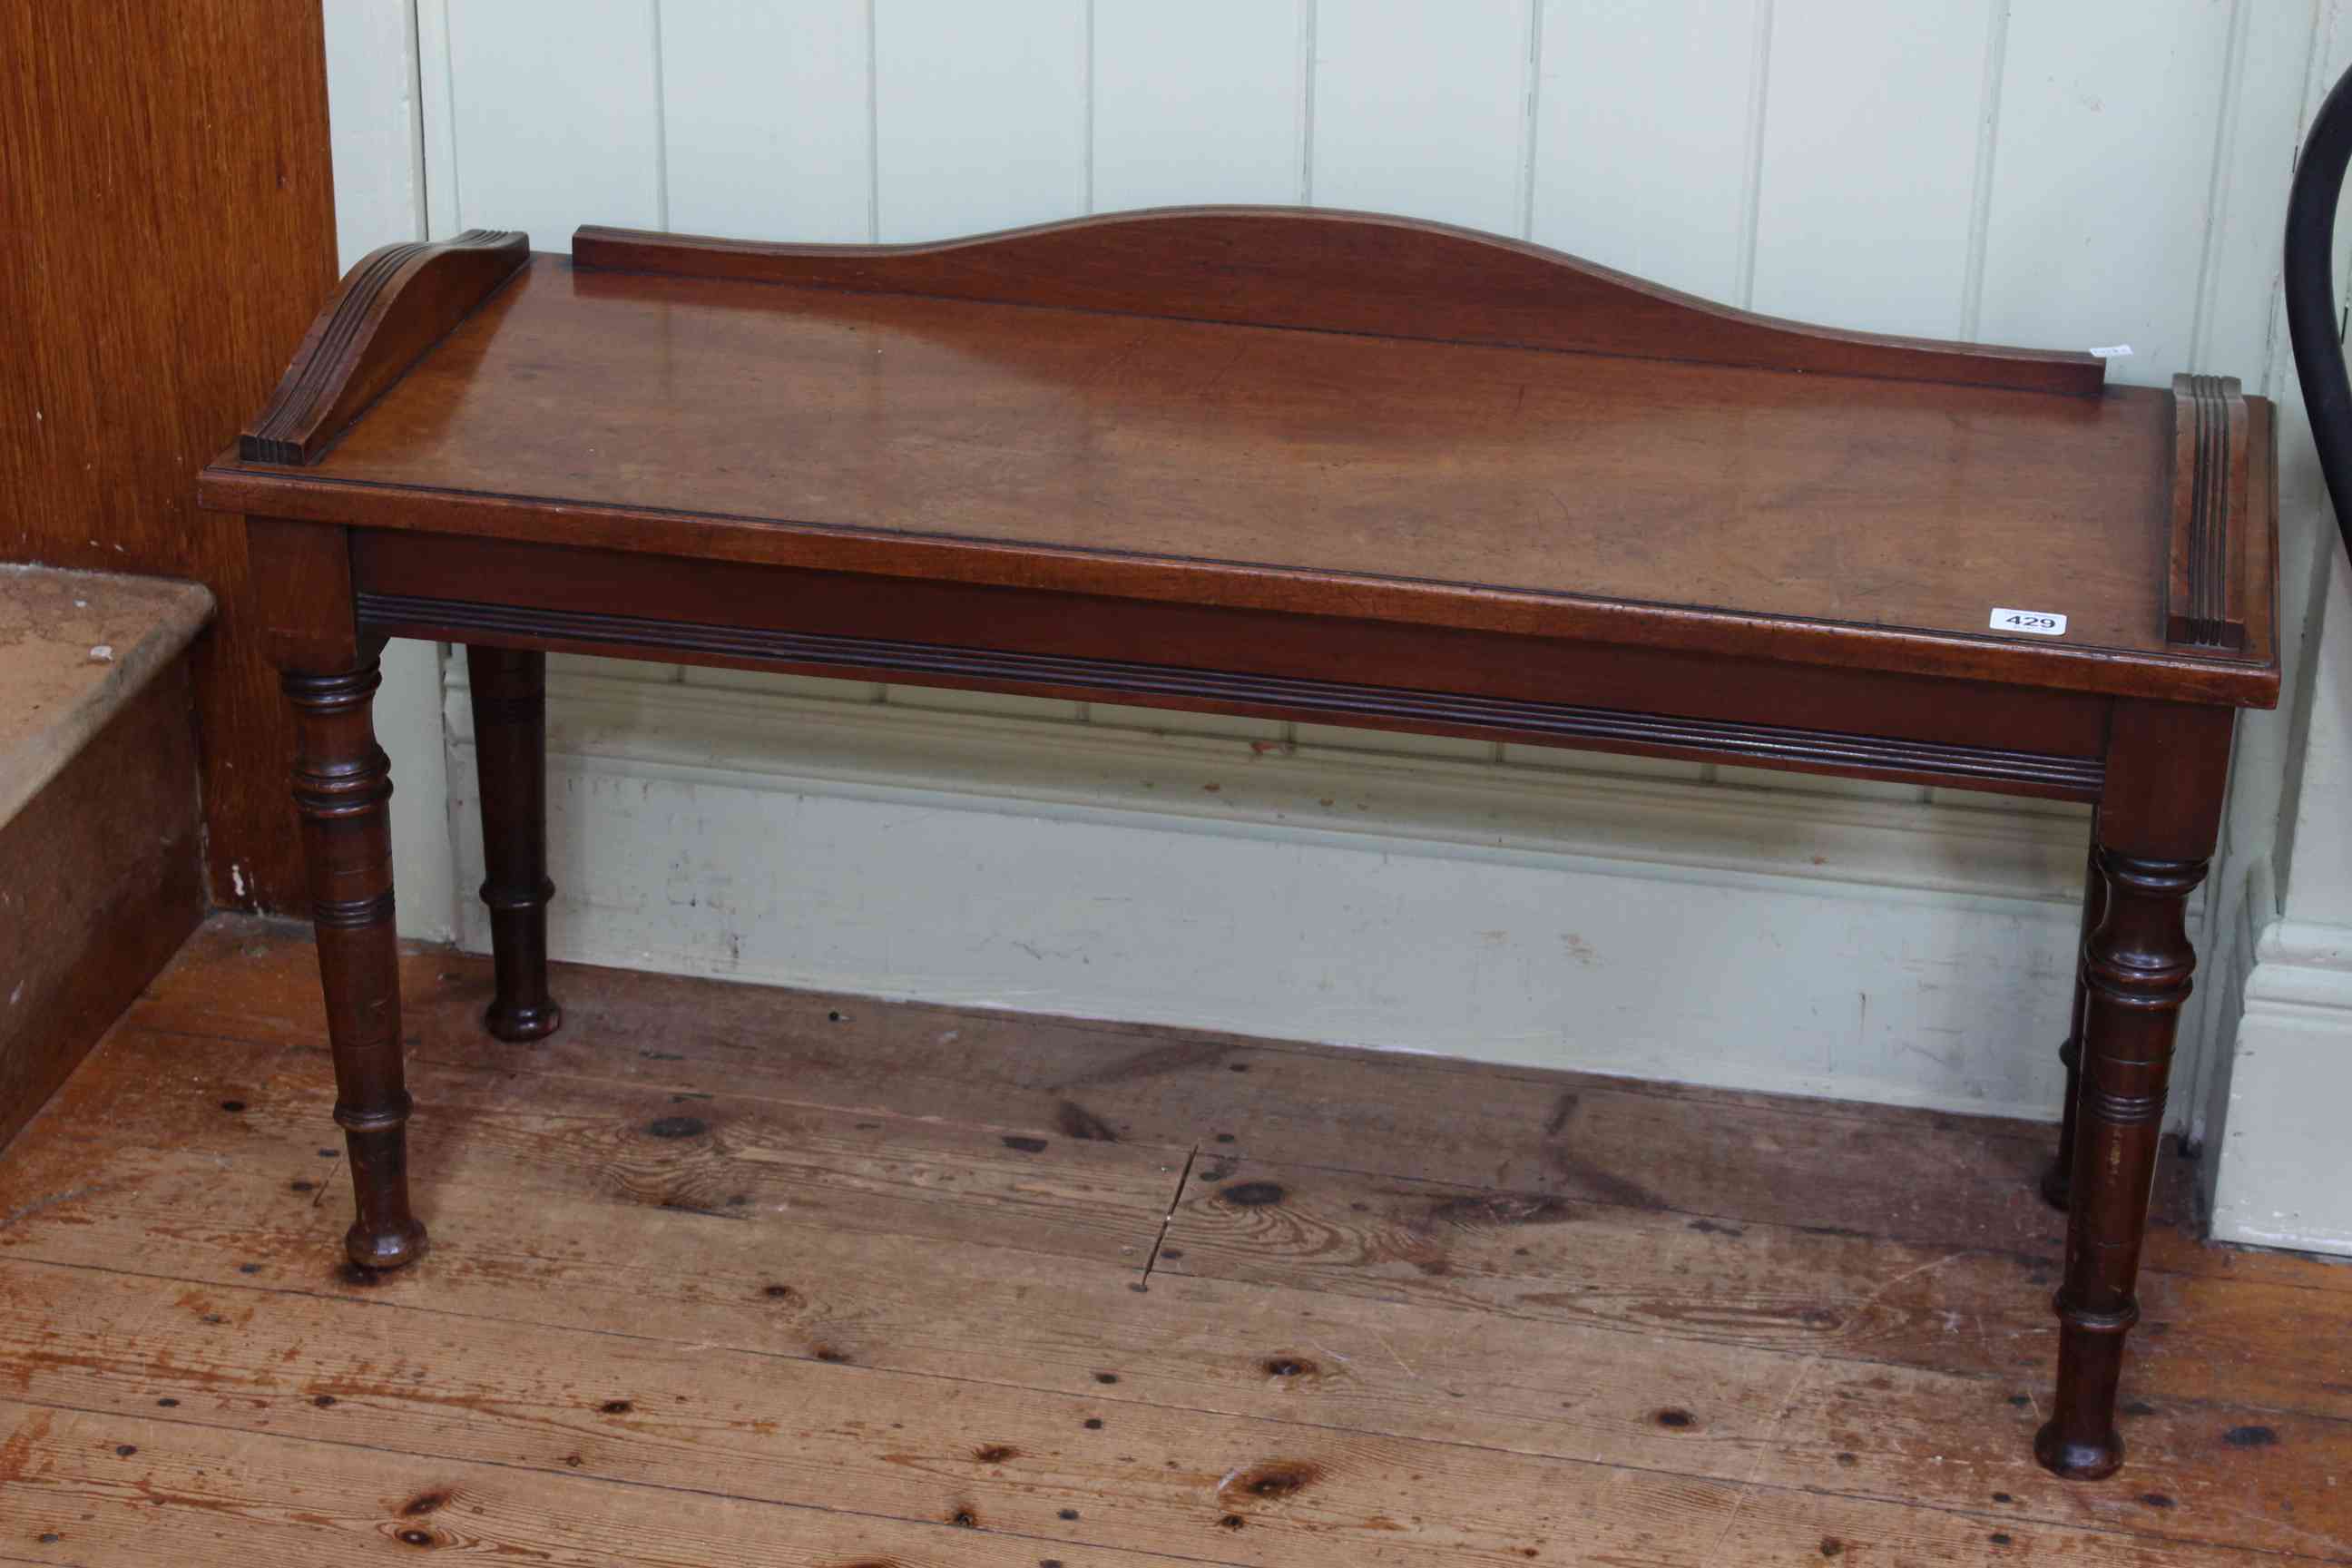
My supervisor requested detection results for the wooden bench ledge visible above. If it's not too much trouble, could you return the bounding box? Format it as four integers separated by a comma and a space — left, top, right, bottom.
0, 565, 214, 828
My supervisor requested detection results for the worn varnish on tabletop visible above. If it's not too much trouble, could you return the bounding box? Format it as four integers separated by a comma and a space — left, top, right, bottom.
314, 260, 2174, 645
202, 209, 2272, 701
195, 205, 2279, 1485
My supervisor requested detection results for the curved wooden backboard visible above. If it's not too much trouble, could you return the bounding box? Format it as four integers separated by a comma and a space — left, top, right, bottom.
573, 206, 2104, 396
240, 229, 530, 465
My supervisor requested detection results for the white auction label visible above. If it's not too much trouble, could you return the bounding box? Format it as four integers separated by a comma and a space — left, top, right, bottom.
1989, 608, 2068, 636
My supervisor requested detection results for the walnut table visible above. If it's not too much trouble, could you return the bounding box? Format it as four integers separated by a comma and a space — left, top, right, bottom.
197, 209, 2280, 1479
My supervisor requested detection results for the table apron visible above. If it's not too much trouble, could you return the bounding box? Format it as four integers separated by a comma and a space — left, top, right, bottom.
349, 532, 2112, 803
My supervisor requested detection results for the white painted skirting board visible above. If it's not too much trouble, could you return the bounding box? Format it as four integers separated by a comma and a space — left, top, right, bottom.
2210, 862, 2352, 1257
446, 669, 2210, 1128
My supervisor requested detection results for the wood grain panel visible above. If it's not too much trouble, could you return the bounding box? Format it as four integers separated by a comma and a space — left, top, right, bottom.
0, 0, 338, 909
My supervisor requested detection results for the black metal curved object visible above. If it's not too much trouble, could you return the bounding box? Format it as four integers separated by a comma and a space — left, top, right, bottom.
2288, 62, 2352, 560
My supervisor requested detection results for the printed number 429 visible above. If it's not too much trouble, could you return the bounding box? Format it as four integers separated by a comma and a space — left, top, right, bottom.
1988, 607, 2068, 636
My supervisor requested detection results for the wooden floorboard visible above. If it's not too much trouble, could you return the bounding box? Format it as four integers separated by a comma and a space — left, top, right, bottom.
1, 914, 2345, 1566
128, 918, 2336, 1290
1158, 1152, 2352, 1420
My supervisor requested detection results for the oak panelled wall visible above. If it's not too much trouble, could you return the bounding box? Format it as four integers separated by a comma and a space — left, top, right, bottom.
2, 0, 339, 908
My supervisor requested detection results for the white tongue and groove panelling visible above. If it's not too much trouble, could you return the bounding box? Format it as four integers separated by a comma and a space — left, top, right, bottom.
381, 0, 2328, 1128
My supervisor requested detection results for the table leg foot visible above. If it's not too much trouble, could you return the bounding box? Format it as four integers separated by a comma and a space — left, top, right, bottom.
338, 1117, 427, 1269
2034, 1419, 2123, 1480
484, 996, 564, 1042
467, 646, 562, 1044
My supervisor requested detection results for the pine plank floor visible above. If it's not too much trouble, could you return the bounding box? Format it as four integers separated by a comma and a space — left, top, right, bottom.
1, 914, 2347, 1566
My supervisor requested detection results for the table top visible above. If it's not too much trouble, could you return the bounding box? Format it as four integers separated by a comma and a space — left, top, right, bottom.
199, 209, 2278, 708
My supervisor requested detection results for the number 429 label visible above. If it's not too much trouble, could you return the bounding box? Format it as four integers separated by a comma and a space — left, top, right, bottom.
1990, 607, 2068, 636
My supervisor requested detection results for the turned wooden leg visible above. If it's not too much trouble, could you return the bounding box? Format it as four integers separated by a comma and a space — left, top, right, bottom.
2035, 845, 2203, 1479
2042, 822, 2105, 1211
286, 660, 428, 1271
466, 646, 562, 1042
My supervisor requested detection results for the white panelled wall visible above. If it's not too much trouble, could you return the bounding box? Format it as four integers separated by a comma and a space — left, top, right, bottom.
323, 1, 2352, 1248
